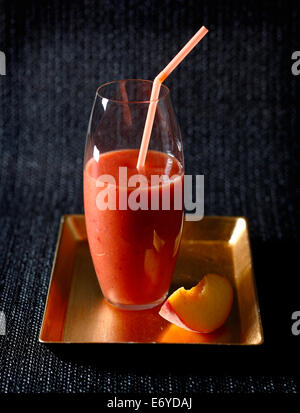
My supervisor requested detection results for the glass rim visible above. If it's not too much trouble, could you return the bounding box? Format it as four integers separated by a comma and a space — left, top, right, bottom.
96, 79, 170, 104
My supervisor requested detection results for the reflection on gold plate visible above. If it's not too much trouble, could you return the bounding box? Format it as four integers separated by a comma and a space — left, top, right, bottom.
39, 215, 263, 345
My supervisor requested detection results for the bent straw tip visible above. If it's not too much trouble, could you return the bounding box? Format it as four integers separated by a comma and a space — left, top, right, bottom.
198, 26, 209, 38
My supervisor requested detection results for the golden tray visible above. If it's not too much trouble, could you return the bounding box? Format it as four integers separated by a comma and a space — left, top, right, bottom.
39, 215, 263, 345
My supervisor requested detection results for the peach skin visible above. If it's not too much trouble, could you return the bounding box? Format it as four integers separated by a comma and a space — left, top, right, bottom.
159, 273, 233, 333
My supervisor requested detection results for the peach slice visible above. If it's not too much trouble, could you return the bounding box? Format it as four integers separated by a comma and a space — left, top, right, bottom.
159, 273, 233, 333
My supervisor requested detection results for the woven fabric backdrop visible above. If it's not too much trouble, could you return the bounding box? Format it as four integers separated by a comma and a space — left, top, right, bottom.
0, 0, 299, 393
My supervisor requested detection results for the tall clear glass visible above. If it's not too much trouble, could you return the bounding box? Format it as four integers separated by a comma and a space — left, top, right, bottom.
84, 79, 184, 310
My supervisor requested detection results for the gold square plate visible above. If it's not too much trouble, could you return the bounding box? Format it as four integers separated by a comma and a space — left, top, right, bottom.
39, 215, 263, 345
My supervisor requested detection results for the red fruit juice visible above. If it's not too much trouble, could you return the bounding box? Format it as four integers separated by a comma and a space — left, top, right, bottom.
84, 149, 184, 309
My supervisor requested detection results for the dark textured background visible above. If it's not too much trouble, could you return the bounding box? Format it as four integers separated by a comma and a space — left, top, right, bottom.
0, 0, 299, 394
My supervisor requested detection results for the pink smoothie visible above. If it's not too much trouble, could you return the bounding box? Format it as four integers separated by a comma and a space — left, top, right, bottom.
84, 149, 184, 307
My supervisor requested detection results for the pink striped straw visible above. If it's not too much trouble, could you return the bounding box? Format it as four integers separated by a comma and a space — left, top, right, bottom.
136, 26, 208, 170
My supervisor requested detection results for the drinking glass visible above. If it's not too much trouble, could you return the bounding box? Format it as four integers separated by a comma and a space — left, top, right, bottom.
84, 79, 184, 310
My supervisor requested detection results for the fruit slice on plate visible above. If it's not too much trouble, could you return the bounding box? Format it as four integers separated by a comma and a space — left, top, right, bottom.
159, 273, 233, 333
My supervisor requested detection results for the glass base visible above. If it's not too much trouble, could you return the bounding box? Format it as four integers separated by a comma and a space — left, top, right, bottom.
105, 292, 168, 311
